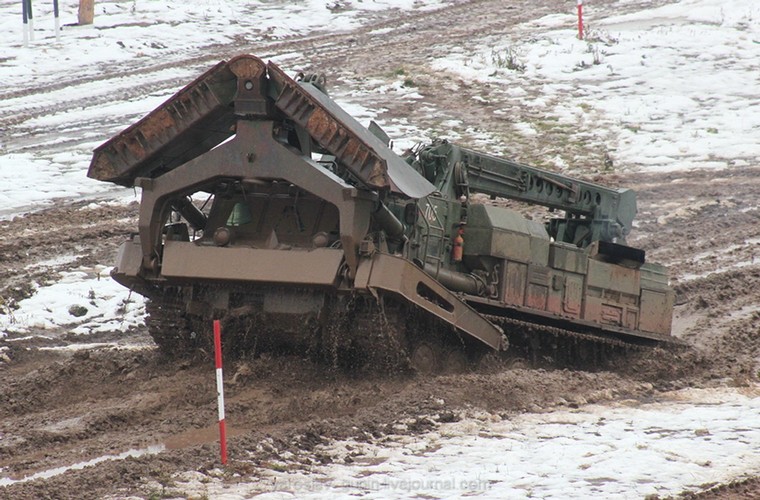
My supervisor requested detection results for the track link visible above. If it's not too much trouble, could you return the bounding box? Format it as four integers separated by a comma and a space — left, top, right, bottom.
484, 315, 650, 368
144, 292, 197, 355
486, 316, 647, 349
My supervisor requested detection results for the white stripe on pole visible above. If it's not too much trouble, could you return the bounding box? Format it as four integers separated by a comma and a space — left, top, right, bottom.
54, 0, 60, 44
27, 0, 34, 42
216, 368, 225, 421
22, 0, 29, 47
213, 319, 228, 465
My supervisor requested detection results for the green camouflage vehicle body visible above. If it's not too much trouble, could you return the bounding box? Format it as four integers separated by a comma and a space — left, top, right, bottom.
89, 55, 675, 371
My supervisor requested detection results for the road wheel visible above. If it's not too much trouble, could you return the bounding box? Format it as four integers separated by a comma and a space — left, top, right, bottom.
410, 342, 441, 374
442, 347, 468, 374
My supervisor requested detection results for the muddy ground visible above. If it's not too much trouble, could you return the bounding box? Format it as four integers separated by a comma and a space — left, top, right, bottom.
1, 0, 759, 498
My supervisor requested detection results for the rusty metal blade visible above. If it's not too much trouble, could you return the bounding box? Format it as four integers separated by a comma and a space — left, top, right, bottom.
268, 62, 435, 199
87, 59, 244, 186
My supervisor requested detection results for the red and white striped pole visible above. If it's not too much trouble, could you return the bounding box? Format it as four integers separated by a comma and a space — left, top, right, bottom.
577, 0, 584, 40
213, 319, 228, 465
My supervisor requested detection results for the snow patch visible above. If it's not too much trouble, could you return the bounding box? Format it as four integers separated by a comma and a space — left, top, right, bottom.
0, 267, 145, 336
168, 387, 760, 499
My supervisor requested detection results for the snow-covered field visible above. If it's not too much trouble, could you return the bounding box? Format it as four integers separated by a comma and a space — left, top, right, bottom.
166, 387, 760, 499
434, 0, 760, 171
1, 0, 759, 497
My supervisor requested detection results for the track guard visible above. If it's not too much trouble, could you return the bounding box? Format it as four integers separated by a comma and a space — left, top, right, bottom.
355, 253, 506, 352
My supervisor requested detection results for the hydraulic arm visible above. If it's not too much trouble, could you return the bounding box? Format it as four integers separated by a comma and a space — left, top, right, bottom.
411, 141, 636, 247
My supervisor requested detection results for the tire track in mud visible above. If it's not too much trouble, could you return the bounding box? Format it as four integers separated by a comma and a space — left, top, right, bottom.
0, 0, 591, 154
0, 0, 678, 123
2, 0, 672, 160
0, 0, 482, 120
2, 1, 491, 157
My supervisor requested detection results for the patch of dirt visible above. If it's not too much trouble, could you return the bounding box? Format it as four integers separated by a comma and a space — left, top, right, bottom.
0, 201, 139, 316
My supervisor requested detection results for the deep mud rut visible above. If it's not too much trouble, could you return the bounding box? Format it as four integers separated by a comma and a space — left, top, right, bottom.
1, 0, 759, 498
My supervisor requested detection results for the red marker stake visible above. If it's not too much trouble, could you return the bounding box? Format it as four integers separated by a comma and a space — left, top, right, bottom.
577, 0, 584, 40
213, 319, 228, 465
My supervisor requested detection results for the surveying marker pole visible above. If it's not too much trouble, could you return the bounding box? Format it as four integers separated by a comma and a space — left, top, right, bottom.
22, 0, 29, 46
577, 0, 584, 40
213, 319, 228, 465
26, 0, 34, 41
53, 0, 60, 43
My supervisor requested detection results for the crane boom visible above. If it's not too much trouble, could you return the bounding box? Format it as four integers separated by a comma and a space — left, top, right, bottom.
411, 140, 636, 247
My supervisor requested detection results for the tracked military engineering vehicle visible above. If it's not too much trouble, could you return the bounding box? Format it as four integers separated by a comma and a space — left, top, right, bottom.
89, 54, 675, 371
